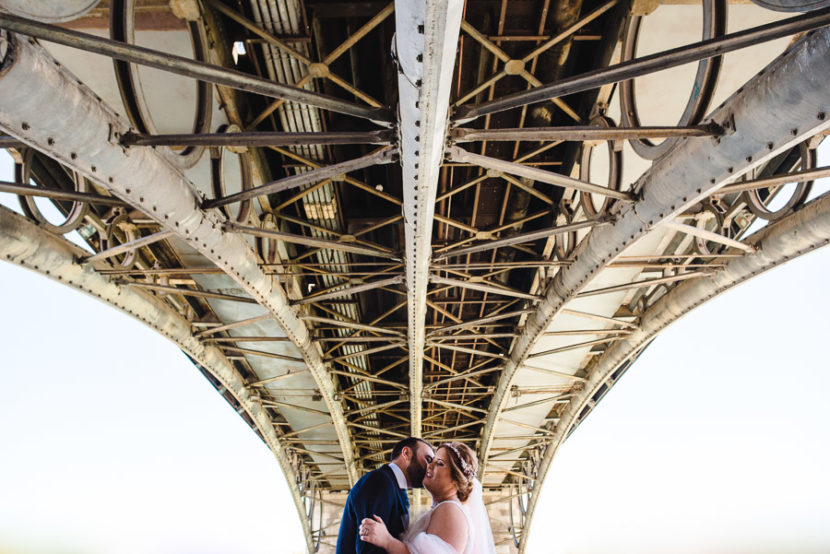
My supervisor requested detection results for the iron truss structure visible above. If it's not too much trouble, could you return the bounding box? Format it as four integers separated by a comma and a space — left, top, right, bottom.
2, 0, 830, 551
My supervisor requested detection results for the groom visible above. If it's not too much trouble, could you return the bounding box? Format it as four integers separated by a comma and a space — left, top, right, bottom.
336, 437, 434, 554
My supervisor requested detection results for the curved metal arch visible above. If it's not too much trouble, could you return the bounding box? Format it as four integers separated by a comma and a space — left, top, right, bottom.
480, 28, 830, 465
0, 205, 318, 553
0, 34, 358, 485
517, 190, 830, 552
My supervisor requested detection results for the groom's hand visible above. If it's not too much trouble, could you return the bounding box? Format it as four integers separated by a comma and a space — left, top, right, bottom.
359, 515, 392, 550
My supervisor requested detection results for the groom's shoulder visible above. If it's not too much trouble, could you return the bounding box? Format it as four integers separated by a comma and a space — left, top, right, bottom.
354, 465, 394, 491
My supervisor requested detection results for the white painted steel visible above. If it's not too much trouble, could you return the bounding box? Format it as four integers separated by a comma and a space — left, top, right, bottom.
520, 190, 830, 551
0, 205, 317, 554
395, 0, 464, 437
0, 0, 99, 23
480, 26, 830, 482
0, 34, 358, 486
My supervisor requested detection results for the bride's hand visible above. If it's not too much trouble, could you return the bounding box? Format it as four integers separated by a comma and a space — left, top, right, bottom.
359, 515, 392, 549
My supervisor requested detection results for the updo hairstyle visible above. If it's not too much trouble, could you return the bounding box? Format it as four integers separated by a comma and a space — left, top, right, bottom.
438, 441, 478, 502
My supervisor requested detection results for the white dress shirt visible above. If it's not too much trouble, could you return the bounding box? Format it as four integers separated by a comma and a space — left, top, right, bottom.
388, 461, 408, 489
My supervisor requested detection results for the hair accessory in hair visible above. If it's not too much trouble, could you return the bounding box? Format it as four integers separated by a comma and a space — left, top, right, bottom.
443, 443, 475, 479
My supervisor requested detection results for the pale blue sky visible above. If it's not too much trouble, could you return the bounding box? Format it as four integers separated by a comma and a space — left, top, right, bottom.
1, 149, 829, 553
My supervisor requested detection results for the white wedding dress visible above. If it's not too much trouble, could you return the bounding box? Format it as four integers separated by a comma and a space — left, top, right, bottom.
402, 499, 473, 554
402, 479, 497, 554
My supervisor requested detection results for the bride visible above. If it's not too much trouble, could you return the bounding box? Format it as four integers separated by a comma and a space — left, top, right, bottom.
359, 442, 496, 554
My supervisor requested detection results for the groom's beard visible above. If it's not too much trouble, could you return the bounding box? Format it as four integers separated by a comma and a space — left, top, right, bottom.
406, 461, 427, 488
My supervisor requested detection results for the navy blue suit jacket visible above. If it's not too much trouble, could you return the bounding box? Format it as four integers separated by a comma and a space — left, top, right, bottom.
336, 465, 409, 554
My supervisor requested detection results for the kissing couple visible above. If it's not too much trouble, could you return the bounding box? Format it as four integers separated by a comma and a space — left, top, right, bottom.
336, 437, 496, 554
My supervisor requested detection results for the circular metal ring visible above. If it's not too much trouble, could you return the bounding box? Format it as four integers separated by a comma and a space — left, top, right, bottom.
749, 0, 830, 12
619, 0, 726, 160
257, 213, 280, 264
742, 142, 815, 221
210, 124, 253, 223
578, 115, 622, 219
111, 0, 212, 169
692, 204, 732, 256
554, 206, 578, 261
15, 148, 90, 234
100, 209, 138, 268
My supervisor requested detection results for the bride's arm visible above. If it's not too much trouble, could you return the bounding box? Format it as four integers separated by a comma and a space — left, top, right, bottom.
425, 503, 468, 553
361, 504, 467, 554
360, 515, 411, 554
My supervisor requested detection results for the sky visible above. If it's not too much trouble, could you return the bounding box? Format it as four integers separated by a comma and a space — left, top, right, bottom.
1, 149, 829, 554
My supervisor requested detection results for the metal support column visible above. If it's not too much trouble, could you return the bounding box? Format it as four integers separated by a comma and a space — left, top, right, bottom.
395, 0, 464, 438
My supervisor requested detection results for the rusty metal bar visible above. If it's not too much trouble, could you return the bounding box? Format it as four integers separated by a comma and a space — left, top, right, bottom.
561, 308, 637, 329
454, 8, 830, 122
427, 341, 506, 359
0, 12, 393, 123
447, 146, 634, 201
433, 218, 603, 260
423, 364, 504, 390
293, 275, 404, 305
430, 274, 541, 301
116, 281, 258, 304
527, 337, 622, 358
195, 313, 272, 337
301, 315, 405, 336
451, 124, 722, 143
0, 180, 126, 206
84, 230, 172, 263
575, 271, 709, 298
664, 221, 756, 253
226, 222, 400, 260
716, 165, 830, 195
205, 147, 396, 209
121, 130, 395, 148
428, 309, 530, 336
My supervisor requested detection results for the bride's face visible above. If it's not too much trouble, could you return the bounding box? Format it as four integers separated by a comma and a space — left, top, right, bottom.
422, 447, 458, 498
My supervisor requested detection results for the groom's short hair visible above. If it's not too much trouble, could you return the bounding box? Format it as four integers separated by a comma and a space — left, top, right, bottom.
390, 437, 431, 461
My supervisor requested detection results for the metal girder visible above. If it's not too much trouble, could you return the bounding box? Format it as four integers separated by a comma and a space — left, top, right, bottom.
0, 34, 359, 487
446, 146, 635, 201
204, 148, 397, 209
450, 124, 722, 143
0, 206, 317, 554
518, 190, 830, 553
454, 8, 830, 122
120, 130, 395, 148
395, 0, 464, 437
0, 12, 393, 125
0, 180, 127, 205
432, 218, 605, 261
480, 25, 830, 505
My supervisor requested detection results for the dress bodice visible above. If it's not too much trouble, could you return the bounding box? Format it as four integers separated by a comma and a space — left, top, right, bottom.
402, 500, 474, 554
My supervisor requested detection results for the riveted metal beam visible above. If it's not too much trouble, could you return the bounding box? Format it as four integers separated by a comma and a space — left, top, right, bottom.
396, 0, 464, 438
0, 12, 393, 124
480, 28, 830, 503
0, 206, 316, 553
519, 191, 830, 553
120, 130, 396, 148
204, 147, 397, 209
450, 124, 722, 143
454, 8, 830, 122
0, 35, 359, 491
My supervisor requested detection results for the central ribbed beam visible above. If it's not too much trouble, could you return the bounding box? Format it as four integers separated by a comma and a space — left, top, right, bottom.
395, 0, 464, 437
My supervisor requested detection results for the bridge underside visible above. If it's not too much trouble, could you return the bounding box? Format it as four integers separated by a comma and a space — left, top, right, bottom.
1, 0, 830, 551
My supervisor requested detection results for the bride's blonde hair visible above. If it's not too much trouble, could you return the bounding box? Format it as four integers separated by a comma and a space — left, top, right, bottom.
439, 442, 477, 501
